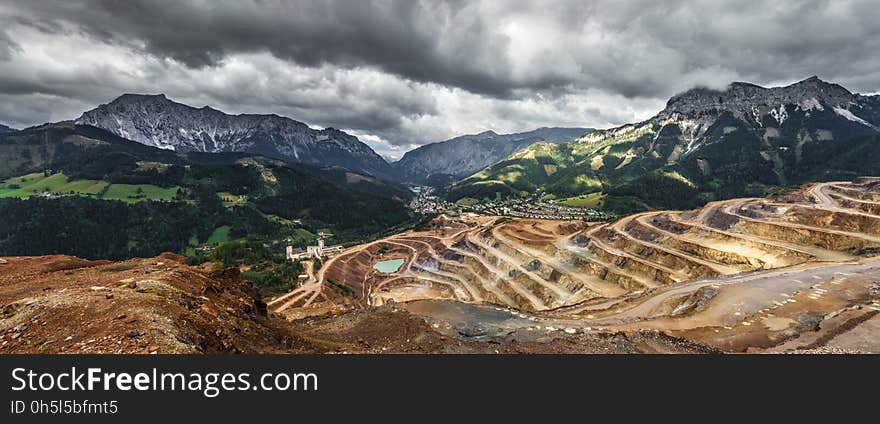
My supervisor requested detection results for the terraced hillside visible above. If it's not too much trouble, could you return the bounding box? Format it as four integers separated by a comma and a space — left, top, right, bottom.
273, 178, 880, 352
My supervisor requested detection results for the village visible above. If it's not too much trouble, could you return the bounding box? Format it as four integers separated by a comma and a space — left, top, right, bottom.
407, 185, 454, 215
407, 185, 612, 221
463, 197, 613, 221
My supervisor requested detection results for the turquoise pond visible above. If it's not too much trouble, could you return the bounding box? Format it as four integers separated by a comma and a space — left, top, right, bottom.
373, 258, 405, 273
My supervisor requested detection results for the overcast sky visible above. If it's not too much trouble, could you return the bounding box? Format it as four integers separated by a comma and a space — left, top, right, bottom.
1, 0, 879, 159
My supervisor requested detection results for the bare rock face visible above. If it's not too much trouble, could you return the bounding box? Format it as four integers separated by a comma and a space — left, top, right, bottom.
653, 76, 880, 143
662, 76, 858, 117
76, 94, 393, 179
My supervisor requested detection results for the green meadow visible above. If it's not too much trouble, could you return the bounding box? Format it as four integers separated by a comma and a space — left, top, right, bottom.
206, 225, 232, 245
0, 172, 179, 202
103, 184, 179, 202
560, 192, 606, 208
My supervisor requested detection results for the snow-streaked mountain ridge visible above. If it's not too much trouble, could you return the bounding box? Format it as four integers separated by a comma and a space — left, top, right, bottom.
76, 94, 394, 178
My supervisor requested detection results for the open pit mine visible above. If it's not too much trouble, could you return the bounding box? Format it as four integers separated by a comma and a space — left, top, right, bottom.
4, 178, 880, 354
271, 178, 880, 353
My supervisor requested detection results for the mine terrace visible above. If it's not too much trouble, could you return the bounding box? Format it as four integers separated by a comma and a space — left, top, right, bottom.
268, 178, 880, 353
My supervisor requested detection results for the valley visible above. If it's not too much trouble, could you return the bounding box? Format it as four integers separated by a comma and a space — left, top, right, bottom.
393, 127, 590, 185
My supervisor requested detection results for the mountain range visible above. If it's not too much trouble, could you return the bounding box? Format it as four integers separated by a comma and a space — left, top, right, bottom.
75, 94, 395, 179
0, 124, 15, 134
450, 76, 880, 213
74, 94, 591, 185
8, 76, 879, 217
391, 127, 589, 185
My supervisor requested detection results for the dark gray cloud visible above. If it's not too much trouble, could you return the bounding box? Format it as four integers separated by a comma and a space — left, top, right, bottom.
1, 0, 879, 158
14, 0, 879, 98
10, 0, 524, 97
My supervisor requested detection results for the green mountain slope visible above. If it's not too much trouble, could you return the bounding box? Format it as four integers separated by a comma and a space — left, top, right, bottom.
0, 123, 415, 260
449, 77, 880, 214
392, 127, 590, 185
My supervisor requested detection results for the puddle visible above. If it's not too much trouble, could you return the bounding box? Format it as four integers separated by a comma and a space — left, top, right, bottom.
374, 258, 405, 273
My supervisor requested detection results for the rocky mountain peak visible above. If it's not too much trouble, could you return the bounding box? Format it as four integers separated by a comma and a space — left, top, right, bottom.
110, 93, 172, 107
662, 76, 856, 117
783, 76, 854, 99
74, 94, 393, 178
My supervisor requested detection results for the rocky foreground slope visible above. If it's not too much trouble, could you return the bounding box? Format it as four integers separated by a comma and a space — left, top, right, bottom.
0, 253, 288, 354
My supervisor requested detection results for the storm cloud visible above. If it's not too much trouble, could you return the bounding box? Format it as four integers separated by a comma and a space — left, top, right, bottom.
1, 0, 879, 158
